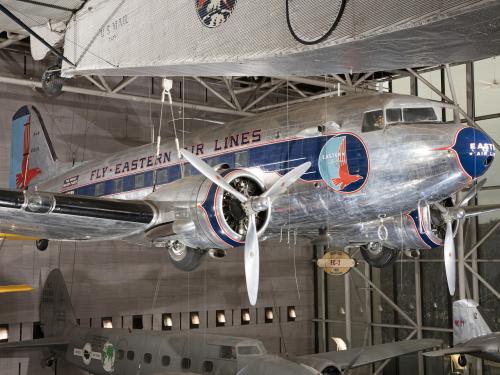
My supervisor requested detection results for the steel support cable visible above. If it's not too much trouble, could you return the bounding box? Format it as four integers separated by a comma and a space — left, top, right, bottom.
286, 0, 347, 45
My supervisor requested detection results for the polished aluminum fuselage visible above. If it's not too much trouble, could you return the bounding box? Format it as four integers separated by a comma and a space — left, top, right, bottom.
36, 94, 481, 249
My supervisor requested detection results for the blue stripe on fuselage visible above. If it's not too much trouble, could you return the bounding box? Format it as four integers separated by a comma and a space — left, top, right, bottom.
71, 136, 330, 197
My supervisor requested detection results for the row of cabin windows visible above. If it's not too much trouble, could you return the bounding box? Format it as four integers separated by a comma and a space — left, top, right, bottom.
115, 351, 211, 371
73, 151, 250, 197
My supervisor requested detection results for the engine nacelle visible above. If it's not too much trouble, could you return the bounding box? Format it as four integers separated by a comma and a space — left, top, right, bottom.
147, 169, 270, 250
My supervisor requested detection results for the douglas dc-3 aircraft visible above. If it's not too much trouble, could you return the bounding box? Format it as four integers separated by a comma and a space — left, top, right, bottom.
0, 269, 442, 375
2, 93, 498, 304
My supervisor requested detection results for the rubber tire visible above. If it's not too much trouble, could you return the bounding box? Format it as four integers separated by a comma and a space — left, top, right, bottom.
360, 245, 398, 268
36, 239, 49, 251
168, 247, 206, 272
458, 354, 467, 367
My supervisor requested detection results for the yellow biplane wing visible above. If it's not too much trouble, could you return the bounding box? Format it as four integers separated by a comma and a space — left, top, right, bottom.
0, 284, 33, 293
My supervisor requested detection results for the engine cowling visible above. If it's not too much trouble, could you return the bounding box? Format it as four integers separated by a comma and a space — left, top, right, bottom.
147, 169, 270, 251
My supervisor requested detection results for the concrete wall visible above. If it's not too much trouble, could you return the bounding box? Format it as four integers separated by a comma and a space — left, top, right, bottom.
0, 51, 316, 374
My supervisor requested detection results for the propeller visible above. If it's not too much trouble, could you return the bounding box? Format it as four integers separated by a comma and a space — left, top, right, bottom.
433, 180, 486, 296
180, 149, 311, 305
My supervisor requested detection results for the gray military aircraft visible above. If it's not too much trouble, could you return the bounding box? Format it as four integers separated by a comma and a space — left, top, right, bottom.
424, 299, 500, 367
0, 269, 442, 375
1, 93, 498, 304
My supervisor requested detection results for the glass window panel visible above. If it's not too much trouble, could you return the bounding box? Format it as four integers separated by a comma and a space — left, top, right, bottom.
402, 108, 438, 123
474, 57, 500, 117
418, 70, 443, 102
362, 110, 384, 132
135, 173, 145, 188
386, 108, 402, 123
391, 77, 411, 95
156, 169, 168, 184
162, 355, 171, 367
95, 182, 105, 196
113, 178, 124, 193
444, 64, 467, 119
143, 353, 152, 364
127, 351, 134, 361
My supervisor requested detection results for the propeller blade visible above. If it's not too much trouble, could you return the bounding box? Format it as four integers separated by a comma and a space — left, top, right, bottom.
180, 149, 248, 203
244, 214, 259, 306
462, 204, 500, 218
458, 179, 486, 207
444, 220, 456, 296
262, 162, 311, 200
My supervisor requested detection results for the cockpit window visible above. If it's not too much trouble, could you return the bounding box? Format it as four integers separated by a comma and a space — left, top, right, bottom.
403, 107, 438, 122
386, 107, 439, 124
237, 346, 261, 356
362, 110, 385, 132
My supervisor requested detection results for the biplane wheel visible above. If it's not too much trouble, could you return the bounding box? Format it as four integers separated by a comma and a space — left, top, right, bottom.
458, 354, 467, 367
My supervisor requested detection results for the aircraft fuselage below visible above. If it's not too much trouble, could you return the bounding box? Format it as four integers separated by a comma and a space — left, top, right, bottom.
34, 94, 495, 249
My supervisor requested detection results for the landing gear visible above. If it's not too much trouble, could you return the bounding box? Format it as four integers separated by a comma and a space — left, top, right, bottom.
36, 239, 49, 251
167, 241, 206, 272
360, 242, 398, 268
41, 65, 64, 97
458, 354, 467, 367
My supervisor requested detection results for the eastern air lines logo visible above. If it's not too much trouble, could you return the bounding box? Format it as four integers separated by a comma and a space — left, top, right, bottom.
196, 0, 237, 28
318, 133, 369, 194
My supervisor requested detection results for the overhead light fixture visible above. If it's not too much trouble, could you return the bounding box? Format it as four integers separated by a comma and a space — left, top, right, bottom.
287, 306, 296, 322
241, 309, 250, 325
190, 312, 200, 329
331, 337, 347, 351
265, 307, 273, 323
216, 310, 226, 327
162, 313, 173, 331
0, 325, 8, 342
339, 306, 346, 315
102, 317, 113, 329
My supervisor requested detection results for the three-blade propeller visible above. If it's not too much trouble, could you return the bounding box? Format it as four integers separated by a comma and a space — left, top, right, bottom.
180, 149, 311, 305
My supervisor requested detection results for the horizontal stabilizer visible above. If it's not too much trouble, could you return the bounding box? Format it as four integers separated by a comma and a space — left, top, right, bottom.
298, 339, 442, 371
423, 346, 483, 357
0, 337, 68, 351
0, 284, 33, 293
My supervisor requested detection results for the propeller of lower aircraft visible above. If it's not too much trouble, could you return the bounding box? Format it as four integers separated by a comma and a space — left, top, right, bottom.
180, 149, 311, 305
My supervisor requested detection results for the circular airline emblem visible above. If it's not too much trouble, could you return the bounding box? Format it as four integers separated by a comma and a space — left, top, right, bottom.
318, 133, 369, 193
102, 341, 116, 373
82, 343, 92, 366
196, 0, 238, 28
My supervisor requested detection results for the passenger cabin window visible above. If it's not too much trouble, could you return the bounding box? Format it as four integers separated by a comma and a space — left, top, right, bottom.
362, 110, 385, 132
127, 350, 135, 361
117, 350, 124, 360
162, 355, 171, 367
95, 182, 105, 196
203, 360, 214, 373
156, 169, 168, 184
143, 353, 152, 364
113, 178, 123, 193
135, 173, 145, 188
182, 358, 191, 369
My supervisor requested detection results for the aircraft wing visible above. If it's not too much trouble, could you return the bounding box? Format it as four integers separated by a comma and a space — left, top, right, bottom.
0, 337, 68, 351
423, 346, 483, 357
0, 188, 155, 241
0, 284, 33, 293
297, 339, 442, 372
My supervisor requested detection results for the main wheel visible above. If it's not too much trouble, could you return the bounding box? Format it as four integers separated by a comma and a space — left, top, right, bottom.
458, 354, 467, 367
36, 239, 49, 251
167, 242, 206, 272
360, 242, 398, 268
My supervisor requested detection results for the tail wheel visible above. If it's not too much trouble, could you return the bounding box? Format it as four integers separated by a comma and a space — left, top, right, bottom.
36, 239, 49, 251
167, 241, 206, 272
360, 242, 398, 268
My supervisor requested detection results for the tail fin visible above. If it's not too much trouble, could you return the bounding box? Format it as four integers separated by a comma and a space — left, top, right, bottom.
40, 269, 76, 338
453, 299, 492, 345
9, 105, 57, 189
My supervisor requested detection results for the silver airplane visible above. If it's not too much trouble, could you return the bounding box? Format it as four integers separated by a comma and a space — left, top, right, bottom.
1, 93, 498, 304
424, 299, 500, 366
0, 269, 442, 375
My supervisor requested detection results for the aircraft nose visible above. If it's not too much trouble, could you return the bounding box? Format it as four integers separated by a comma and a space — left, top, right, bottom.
452, 127, 496, 179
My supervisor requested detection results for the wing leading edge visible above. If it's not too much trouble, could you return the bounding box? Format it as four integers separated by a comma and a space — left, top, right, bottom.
0, 189, 155, 241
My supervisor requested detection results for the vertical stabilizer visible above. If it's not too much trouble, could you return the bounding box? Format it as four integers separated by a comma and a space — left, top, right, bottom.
453, 299, 492, 345
40, 269, 76, 338
9, 106, 57, 189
